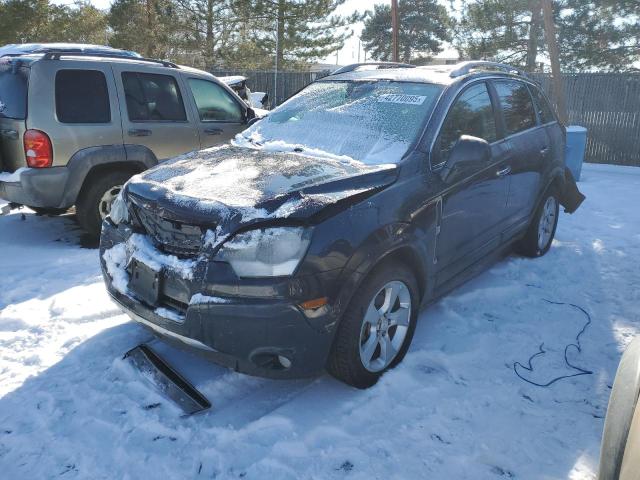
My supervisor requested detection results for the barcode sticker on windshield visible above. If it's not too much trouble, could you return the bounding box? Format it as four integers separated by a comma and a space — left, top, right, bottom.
377, 94, 427, 105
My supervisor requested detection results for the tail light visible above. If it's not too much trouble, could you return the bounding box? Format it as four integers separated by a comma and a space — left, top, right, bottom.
24, 130, 53, 168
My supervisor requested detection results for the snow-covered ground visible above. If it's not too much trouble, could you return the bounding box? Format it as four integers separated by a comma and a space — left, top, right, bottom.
1, 163, 639, 479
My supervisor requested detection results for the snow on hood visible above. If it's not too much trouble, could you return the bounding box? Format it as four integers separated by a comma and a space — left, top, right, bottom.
126, 144, 398, 231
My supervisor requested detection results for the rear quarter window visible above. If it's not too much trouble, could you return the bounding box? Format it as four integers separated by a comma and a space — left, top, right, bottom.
55, 69, 111, 124
0, 61, 29, 120
494, 80, 537, 135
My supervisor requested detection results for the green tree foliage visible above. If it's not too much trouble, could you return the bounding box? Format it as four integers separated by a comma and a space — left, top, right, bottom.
0, 0, 107, 45
456, 0, 543, 70
108, 0, 177, 58
457, 0, 640, 72
558, 0, 640, 72
236, 0, 360, 69
361, 0, 452, 64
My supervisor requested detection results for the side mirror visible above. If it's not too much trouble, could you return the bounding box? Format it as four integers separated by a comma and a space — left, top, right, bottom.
439, 135, 490, 184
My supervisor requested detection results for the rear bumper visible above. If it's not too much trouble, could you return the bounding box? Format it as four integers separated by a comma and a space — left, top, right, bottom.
0, 167, 69, 208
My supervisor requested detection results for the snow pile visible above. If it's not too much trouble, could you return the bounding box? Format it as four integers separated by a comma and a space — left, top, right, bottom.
0, 164, 639, 479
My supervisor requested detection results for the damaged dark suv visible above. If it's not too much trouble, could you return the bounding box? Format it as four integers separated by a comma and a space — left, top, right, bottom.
100, 61, 585, 388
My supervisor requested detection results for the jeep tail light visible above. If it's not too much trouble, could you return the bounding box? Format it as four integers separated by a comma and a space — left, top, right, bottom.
24, 130, 53, 168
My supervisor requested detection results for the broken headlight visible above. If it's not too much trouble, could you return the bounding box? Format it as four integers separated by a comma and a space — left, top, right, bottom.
216, 227, 311, 278
109, 191, 130, 225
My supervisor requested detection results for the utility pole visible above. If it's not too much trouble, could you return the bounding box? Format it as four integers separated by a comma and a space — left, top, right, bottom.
391, 0, 399, 62
542, 0, 567, 123
274, 17, 279, 108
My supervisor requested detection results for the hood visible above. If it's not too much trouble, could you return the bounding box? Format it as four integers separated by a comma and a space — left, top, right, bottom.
126, 145, 398, 232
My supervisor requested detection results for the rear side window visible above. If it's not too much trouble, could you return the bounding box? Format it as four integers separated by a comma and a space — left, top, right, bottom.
435, 82, 497, 166
529, 86, 556, 124
55, 70, 110, 124
0, 61, 28, 120
495, 80, 537, 135
122, 72, 187, 122
188, 79, 244, 122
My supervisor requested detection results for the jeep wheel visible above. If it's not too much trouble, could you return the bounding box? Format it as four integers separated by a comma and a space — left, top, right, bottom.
516, 188, 560, 258
76, 171, 132, 237
327, 262, 419, 389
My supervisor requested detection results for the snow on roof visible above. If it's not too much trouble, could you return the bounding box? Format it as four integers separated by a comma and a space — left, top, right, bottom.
0, 43, 141, 58
218, 76, 247, 86
324, 66, 459, 85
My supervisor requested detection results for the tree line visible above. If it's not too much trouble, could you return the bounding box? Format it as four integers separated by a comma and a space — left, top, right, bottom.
362, 0, 640, 72
1, 0, 638, 72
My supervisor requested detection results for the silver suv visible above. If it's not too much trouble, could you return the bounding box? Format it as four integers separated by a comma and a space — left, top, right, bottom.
0, 44, 257, 235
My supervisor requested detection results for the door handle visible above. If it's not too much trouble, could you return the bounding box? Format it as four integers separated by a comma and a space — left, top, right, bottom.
128, 129, 152, 137
496, 166, 512, 177
540, 146, 550, 155
204, 128, 223, 136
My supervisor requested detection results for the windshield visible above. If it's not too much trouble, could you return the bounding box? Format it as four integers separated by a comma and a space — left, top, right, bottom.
0, 60, 28, 120
240, 80, 443, 164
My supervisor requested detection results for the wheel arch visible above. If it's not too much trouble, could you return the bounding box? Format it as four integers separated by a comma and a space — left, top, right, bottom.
59, 145, 155, 207
334, 240, 430, 330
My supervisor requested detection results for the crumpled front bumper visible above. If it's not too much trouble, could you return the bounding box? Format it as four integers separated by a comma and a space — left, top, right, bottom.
100, 220, 340, 379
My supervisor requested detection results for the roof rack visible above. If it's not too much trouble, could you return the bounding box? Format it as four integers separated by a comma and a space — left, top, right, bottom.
449, 61, 526, 78
41, 51, 179, 68
330, 62, 416, 76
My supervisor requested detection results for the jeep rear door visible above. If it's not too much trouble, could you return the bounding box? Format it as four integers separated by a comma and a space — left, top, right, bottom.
112, 64, 200, 161
0, 60, 29, 172
183, 76, 248, 147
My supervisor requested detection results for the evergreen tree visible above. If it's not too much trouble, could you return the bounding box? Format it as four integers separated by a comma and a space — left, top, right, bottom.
455, 0, 543, 70
108, 0, 177, 58
0, 0, 107, 46
457, 0, 640, 72
236, 0, 360, 69
558, 0, 640, 71
360, 0, 452, 64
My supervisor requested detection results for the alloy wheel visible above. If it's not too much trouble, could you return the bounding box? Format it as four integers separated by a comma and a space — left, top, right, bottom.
537, 196, 558, 250
359, 280, 412, 373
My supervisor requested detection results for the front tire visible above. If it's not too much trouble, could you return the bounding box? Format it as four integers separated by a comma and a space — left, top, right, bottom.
516, 188, 560, 258
327, 262, 419, 389
76, 171, 132, 238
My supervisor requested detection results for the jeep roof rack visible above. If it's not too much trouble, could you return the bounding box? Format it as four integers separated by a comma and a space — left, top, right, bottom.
448, 61, 526, 78
41, 51, 179, 69
330, 62, 416, 76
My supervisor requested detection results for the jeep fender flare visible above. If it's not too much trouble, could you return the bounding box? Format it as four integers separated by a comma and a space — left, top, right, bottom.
60, 144, 158, 207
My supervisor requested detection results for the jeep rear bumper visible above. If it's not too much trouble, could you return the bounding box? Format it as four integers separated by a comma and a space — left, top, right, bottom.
0, 167, 69, 208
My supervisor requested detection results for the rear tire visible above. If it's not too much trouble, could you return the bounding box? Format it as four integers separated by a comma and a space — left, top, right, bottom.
327, 261, 419, 389
76, 171, 133, 237
516, 188, 560, 258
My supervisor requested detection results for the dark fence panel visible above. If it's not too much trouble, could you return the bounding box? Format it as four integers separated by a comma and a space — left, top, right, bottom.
531, 73, 640, 166
209, 69, 330, 107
